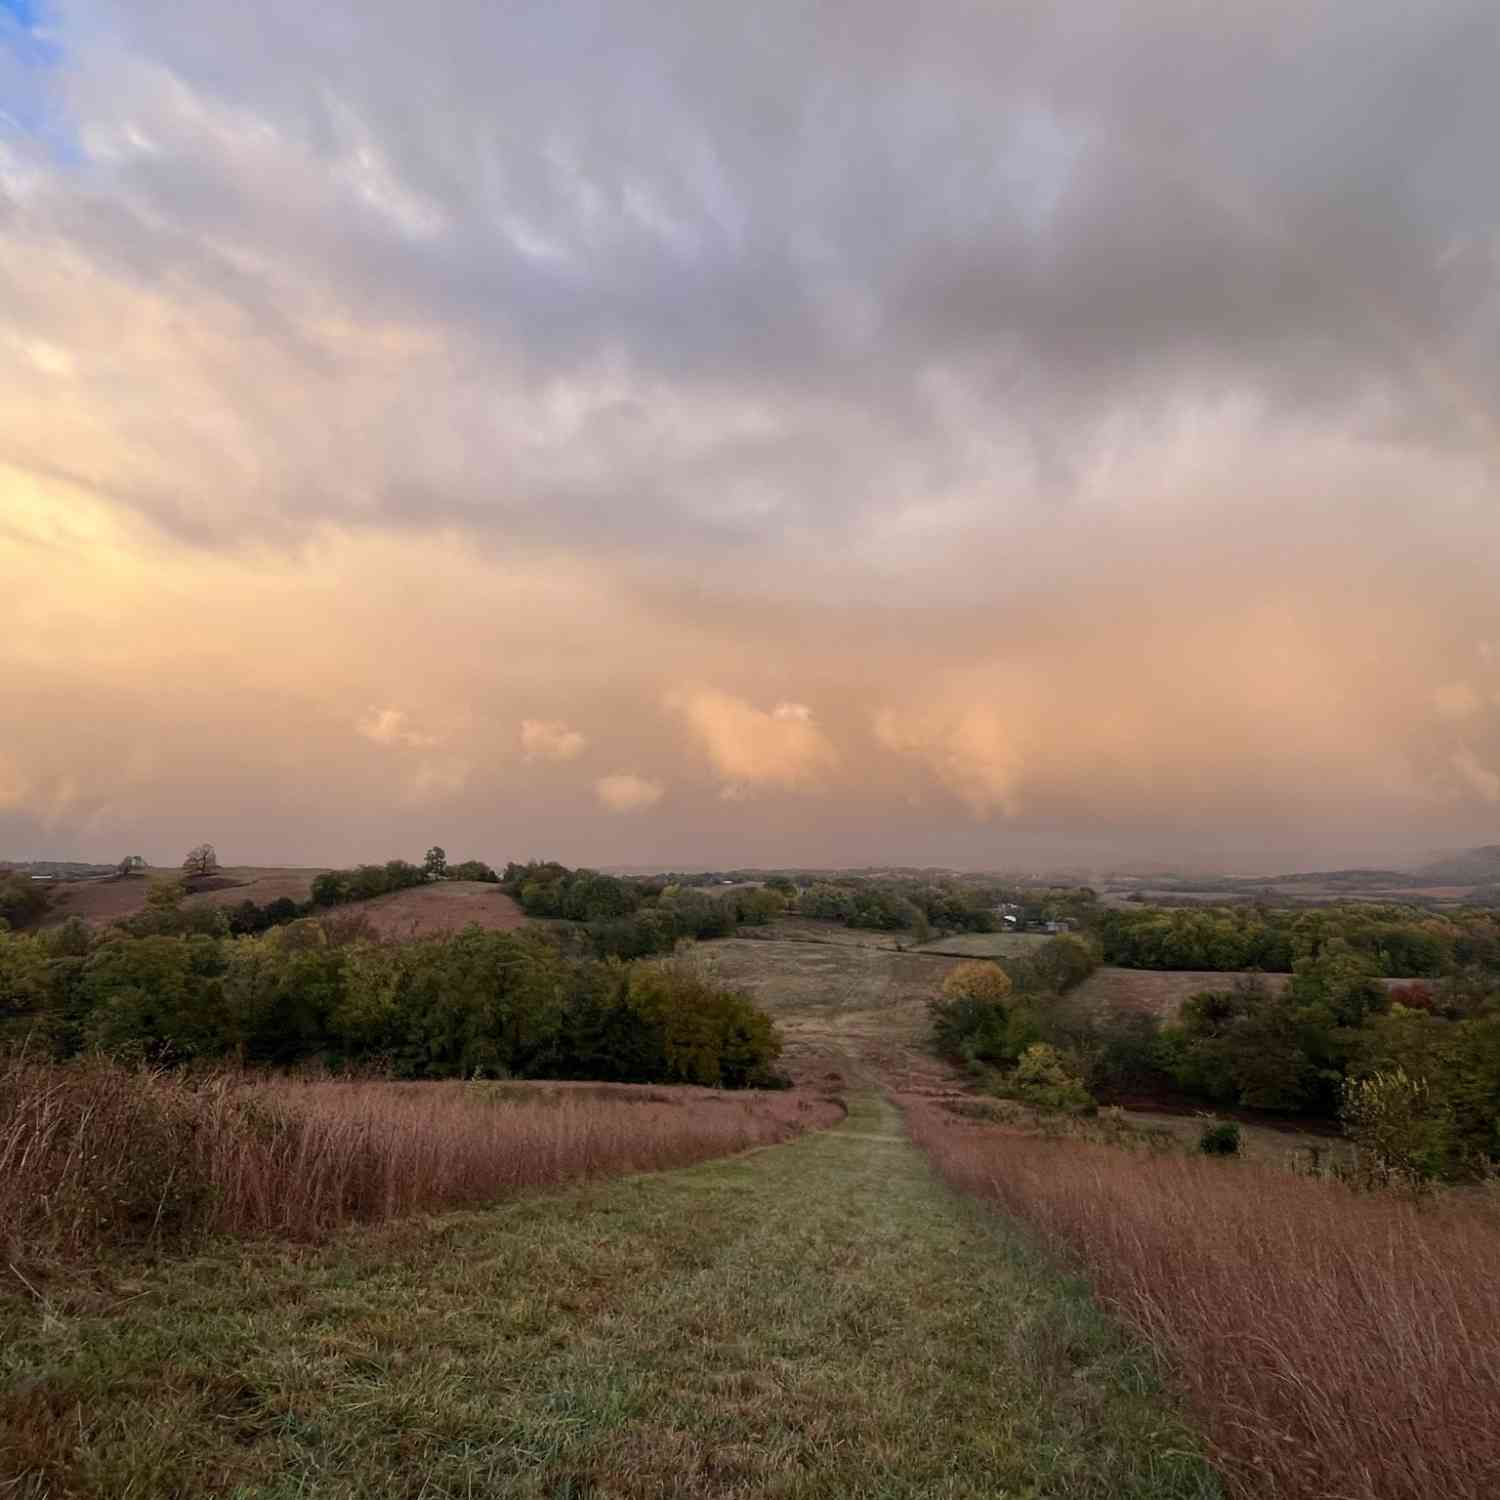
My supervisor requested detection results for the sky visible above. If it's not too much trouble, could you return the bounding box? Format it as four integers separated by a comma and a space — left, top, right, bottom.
2, 0, 1499, 875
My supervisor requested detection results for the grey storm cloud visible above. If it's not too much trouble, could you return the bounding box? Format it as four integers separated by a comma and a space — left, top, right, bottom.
2, 0, 1495, 552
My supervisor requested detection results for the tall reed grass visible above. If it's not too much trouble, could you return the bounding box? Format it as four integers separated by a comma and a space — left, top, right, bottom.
0, 1056, 841, 1265
904, 1095, 1500, 1500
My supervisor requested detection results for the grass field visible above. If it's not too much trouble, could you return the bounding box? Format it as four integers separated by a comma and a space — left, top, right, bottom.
353, 880, 526, 937
696, 935, 965, 1084
912, 931, 1051, 958
1, 1091, 1217, 1499
37, 868, 524, 938
1070, 967, 1419, 1022
0, 1061, 837, 1267
906, 1095, 1500, 1500
41, 867, 327, 927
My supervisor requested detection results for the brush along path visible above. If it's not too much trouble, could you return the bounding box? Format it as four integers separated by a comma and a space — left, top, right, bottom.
2, 1092, 1217, 1499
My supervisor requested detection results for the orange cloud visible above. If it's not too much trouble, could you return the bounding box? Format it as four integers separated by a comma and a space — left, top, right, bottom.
669, 690, 839, 797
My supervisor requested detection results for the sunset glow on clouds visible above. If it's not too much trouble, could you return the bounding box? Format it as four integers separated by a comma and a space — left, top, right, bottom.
2, 0, 1499, 870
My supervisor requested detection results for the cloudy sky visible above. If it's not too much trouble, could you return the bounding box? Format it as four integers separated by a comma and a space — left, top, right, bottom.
3, 0, 1499, 873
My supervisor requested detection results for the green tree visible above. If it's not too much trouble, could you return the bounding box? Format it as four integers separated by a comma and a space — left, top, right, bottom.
1341, 1069, 1451, 1191
424, 846, 448, 881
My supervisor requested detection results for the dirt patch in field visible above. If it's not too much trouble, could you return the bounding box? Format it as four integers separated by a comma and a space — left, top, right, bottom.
355, 881, 527, 938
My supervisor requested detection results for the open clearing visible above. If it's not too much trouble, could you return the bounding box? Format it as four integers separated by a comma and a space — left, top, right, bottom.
1, 1092, 1216, 1499
355, 880, 526, 937
697, 936, 964, 1082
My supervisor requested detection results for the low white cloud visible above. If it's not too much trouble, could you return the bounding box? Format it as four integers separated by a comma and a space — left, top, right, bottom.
520, 718, 588, 762
670, 690, 838, 795
356, 706, 440, 750
595, 772, 664, 813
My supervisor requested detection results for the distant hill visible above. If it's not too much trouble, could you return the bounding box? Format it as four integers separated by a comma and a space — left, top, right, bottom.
0, 860, 117, 879
1414, 846, 1500, 886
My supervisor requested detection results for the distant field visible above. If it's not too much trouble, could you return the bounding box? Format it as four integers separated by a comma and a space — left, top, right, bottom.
1070, 966, 1420, 1021
1068, 967, 1291, 1019
912, 931, 1051, 959
356, 880, 526, 937
703, 935, 959, 1016
42, 866, 328, 927
697, 936, 964, 1086
184, 866, 327, 910
40, 868, 524, 938
741, 915, 908, 948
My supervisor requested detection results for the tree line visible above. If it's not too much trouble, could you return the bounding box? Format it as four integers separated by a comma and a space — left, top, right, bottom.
0, 917, 785, 1088
1098, 903, 1500, 976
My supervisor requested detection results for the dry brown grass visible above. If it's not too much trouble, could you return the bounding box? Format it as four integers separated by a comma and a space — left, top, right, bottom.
355, 879, 527, 937
41, 866, 328, 927
904, 1095, 1500, 1500
0, 1057, 841, 1267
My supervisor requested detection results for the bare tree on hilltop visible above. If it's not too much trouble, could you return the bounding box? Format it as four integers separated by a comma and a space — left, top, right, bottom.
182, 843, 219, 879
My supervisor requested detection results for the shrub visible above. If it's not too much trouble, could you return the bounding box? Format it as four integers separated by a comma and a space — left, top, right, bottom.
929, 962, 1014, 1065
1197, 1119, 1241, 1156
993, 1044, 1096, 1116
1340, 1068, 1451, 1190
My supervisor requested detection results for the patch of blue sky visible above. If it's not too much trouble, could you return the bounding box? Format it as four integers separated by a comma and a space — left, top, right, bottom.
2, 0, 77, 160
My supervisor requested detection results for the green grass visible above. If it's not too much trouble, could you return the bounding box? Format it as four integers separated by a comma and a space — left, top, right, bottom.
2, 1092, 1218, 1499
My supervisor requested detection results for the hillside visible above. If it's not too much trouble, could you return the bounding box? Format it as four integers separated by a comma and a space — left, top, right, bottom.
353, 880, 526, 937
1416, 845, 1500, 886
40, 867, 327, 927
37, 868, 524, 938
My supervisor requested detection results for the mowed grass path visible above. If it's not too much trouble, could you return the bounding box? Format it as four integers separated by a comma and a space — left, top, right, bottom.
3, 1093, 1218, 1499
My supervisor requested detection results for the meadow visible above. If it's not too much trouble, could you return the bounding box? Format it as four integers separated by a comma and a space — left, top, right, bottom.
904, 1094, 1500, 1500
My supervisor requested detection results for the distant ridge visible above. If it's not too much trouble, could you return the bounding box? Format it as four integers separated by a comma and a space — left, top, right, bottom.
1415, 845, 1500, 885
